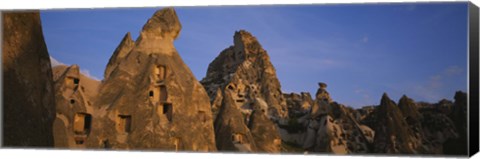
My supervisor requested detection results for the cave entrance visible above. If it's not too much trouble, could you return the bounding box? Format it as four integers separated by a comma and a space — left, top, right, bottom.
73, 113, 92, 135
117, 115, 132, 133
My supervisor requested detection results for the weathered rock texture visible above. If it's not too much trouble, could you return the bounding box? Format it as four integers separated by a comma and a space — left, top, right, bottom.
370, 93, 419, 154
85, 8, 217, 151
201, 30, 288, 120
2, 11, 56, 147
202, 30, 284, 152
52, 65, 100, 148
443, 91, 468, 155
104, 32, 135, 80
296, 84, 374, 154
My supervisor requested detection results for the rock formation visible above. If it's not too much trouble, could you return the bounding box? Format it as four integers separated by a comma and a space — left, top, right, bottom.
443, 91, 468, 155
2, 11, 56, 147
284, 92, 314, 118
201, 30, 288, 121
85, 8, 216, 151
52, 65, 100, 148
371, 93, 419, 154
202, 30, 285, 152
298, 84, 374, 154
104, 32, 135, 80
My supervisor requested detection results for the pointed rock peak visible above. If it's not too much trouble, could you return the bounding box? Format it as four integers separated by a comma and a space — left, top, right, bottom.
63, 64, 80, 79
233, 30, 261, 50
398, 94, 415, 107
380, 92, 395, 106
141, 7, 181, 39
381, 92, 390, 101
234, 30, 255, 40
121, 32, 133, 44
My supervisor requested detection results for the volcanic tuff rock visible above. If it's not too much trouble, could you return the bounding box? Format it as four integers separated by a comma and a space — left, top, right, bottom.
298, 84, 374, 154
371, 93, 420, 154
202, 30, 285, 152
104, 32, 135, 80
52, 65, 100, 148
201, 30, 288, 120
2, 11, 56, 147
284, 92, 314, 118
85, 8, 216, 151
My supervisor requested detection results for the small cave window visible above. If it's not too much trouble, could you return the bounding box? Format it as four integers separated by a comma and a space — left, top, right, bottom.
154, 65, 167, 82
73, 78, 80, 85
236, 99, 245, 103
102, 140, 111, 149
70, 99, 75, 104
163, 103, 173, 122
149, 91, 154, 97
198, 111, 207, 123
117, 115, 132, 133
73, 113, 92, 135
227, 85, 234, 90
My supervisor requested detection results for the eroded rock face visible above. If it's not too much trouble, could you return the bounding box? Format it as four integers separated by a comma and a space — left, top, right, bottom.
85, 8, 216, 151
202, 30, 285, 152
52, 65, 100, 148
104, 32, 135, 80
284, 92, 313, 118
2, 11, 56, 147
371, 93, 419, 154
201, 30, 288, 120
213, 91, 258, 152
443, 91, 468, 155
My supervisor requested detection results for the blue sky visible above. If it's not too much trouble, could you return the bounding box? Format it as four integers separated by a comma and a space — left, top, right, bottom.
41, 3, 468, 108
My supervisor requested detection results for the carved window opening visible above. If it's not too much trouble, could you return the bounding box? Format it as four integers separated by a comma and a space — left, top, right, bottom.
198, 111, 207, 123
149, 91, 154, 97
73, 78, 80, 85
227, 85, 234, 90
163, 103, 173, 122
70, 99, 75, 104
236, 99, 245, 103
231, 133, 244, 144
117, 115, 132, 133
154, 65, 166, 83
102, 140, 111, 149
73, 113, 92, 135
150, 85, 168, 103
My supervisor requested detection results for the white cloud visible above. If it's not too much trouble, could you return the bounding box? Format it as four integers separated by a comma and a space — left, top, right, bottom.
412, 65, 464, 101
80, 69, 101, 81
49, 56, 66, 67
49, 56, 101, 81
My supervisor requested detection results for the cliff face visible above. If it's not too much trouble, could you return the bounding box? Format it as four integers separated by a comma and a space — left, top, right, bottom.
2, 11, 56, 147
85, 8, 216, 151
202, 30, 284, 152
52, 65, 100, 148
201, 30, 288, 121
